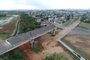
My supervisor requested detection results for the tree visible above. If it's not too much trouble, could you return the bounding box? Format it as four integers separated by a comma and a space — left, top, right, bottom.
81, 14, 90, 23
0, 49, 25, 60
81, 14, 87, 22
66, 15, 70, 20
19, 14, 41, 34
0, 14, 6, 17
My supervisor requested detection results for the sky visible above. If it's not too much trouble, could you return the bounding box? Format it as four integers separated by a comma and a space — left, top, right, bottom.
0, 0, 90, 10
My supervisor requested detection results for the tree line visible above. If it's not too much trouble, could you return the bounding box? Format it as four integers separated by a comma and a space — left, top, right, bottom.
19, 14, 41, 34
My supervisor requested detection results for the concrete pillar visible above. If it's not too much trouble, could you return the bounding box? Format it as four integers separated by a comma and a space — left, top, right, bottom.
30, 39, 35, 48
52, 28, 57, 36
35, 37, 42, 45
29, 37, 42, 48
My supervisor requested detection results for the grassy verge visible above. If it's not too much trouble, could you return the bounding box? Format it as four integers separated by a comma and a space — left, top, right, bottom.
79, 22, 90, 29
0, 33, 10, 40
44, 53, 68, 60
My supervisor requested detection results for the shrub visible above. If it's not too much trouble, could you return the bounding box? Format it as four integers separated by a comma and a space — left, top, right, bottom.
44, 53, 68, 60
31, 45, 43, 53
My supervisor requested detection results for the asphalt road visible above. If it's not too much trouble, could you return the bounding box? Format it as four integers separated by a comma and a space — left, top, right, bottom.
68, 27, 90, 35
55, 19, 80, 40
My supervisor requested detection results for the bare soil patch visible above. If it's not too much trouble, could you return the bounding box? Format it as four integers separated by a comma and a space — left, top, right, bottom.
64, 35, 90, 60
0, 20, 18, 40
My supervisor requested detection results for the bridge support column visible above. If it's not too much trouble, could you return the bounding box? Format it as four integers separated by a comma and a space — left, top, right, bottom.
52, 28, 57, 36
29, 39, 35, 48
35, 37, 42, 45
30, 37, 42, 47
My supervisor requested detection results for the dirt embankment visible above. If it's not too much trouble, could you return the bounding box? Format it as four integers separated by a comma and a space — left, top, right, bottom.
19, 34, 74, 60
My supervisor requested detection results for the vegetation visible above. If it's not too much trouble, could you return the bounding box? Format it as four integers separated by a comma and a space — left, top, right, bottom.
66, 15, 71, 20
79, 13, 90, 29
0, 14, 41, 60
0, 18, 18, 40
31, 45, 43, 53
19, 14, 41, 34
80, 14, 90, 23
79, 22, 90, 29
0, 14, 6, 17
0, 49, 25, 60
0, 33, 10, 40
44, 53, 68, 60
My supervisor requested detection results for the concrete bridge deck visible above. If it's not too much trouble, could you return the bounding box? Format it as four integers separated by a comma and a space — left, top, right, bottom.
0, 25, 55, 55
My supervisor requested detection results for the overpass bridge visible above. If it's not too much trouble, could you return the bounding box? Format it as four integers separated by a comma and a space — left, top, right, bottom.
0, 19, 86, 60
0, 25, 55, 55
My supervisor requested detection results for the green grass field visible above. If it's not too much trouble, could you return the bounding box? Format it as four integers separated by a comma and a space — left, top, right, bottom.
0, 33, 10, 40
79, 22, 90, 29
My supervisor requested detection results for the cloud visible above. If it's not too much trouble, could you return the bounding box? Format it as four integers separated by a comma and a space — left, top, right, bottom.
0, 0, 90, 10
0, 0, 36, 10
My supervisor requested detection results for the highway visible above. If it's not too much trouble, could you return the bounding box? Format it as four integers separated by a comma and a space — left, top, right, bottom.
55, 19, 85, 60
55, 19, 80, 40
68, 27, 90, 35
